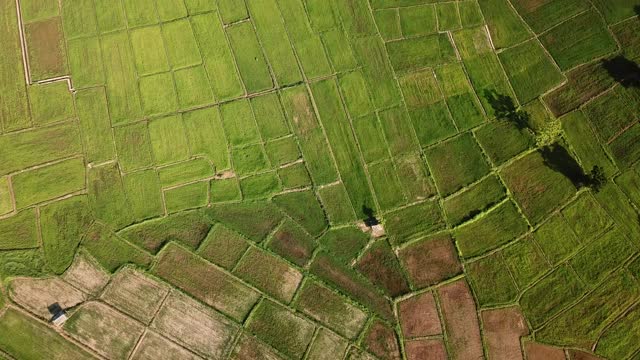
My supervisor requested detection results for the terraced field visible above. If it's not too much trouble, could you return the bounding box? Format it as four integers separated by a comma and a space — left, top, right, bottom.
0, 0, 640, 359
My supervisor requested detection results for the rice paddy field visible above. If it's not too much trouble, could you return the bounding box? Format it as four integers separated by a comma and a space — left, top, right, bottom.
0, 0, 639, 359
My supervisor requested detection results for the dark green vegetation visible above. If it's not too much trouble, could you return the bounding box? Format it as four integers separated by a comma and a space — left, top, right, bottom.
1, 0, 640, 359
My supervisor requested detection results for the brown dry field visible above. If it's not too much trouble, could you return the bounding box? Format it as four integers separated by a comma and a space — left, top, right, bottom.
130, 330, 203, 360
363, 320, 401, 360
9, 277, 84, 319
398, 291, 442, 338
65, 301, 145, 359
62, 253, 110, 295
24, 17, 66, 80
229, 333, 283, 360
399, 234, 462, 288
151, 291, 238, 359
404, 339, 448, 360
481, 306, 530, 360
100, 267, 169, 324
437, 280, 483, 360
524, 341, 567, 360
356, 242, 410, 297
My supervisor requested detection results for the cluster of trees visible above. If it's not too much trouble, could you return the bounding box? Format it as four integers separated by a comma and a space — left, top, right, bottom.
485, 90, 608, 193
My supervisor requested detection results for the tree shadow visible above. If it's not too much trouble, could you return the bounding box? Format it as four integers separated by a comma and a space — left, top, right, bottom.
483, 90, 531, 130
362, 205, 379, 227
635, 5, 640, 17
540, 144, 588, 188
601, 56, 640, 88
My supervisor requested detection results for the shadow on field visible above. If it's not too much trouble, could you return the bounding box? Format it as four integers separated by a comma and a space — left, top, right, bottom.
635, 5, 640, 17
540, 144, 588, 188
483, 90, 530, 130
362, 205, 379, 226
602, 56, 640, 88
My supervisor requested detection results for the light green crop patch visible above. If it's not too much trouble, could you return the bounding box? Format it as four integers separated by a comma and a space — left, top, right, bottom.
28, 82, 75, 125
226, 21, 273, 93
0, 177, 12, 215
0, 308, 94, 360
113, 122, 155, 172
139, 72, 179, 116
174, 65, 215, 108
122, 170, 164, 221
149, 115, 190, 165
0, 209, 38, 250
131, 26, 170, 76
165, 181, 209, 213
67, 36, 105, 89
13, 157, 85, 209
158, 158, 214, 188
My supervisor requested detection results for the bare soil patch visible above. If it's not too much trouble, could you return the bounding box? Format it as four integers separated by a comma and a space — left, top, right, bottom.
151, 291, 239, 359
524, 341, 566, 360
398, 291, 442, 338
62, 253, 109, 295
25, 17, 67, 80
130, 330, 202, 360
101, 267, 169, 324
568, 350, 605, 360
481, 306, 529, 360
404, 339, 448, 360
437, 279, 483, 360
9, 277, 85, 319
230, 333, 284, 360
363, 320, 401, 360
398, 234, 462, 288
64, 301, 144, 359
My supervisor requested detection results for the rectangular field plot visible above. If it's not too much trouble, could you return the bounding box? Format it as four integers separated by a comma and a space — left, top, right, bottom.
0, 209, 39, 250
123, 0, 158, 27
311, 79, 374, 216
174, 65, 215, 109
386, 34, 456, 72
190, 12, 244, 100
247, 0, 302, 87
131, 26, 170, 76
0, 122, 82, 176
67, 36, 104, 89
425, 133, 490, 196
162, 19, 202, 69
608, 123, 640, 169
25, 17, 68, 81
182, 107, 230, 169
226, 21, 274, 93
375, 8, 401, 41
352, 36, 402, 109
478, 0, 531, 49
368, 160, 406, 211
61, 0, 98, 39
101, 31, 143, 124
500, 150, 576, 224
152, 243, 260, 321
149, 116, 190, 165
220, 99, 260, 147
94, 0, 126, 32
123, 170, 164, 221
583, 86, 639, 143
113, 122, 155, 172
499, 39, 564, 104
251, 93, 290, 140
561, 111, 617, 176
466, 252, 518, 305
399, 5, 436, 38
139, 72, 179, 116
151, 292, 239, 359
543, 61, 616, 116
443, 175, 506, 226
540, 10, 618, 71
28, 82, 74, 125
13, 157, 85, 209
455, 200, 528, 258
0, 177, 13, 216
511, 0, 590, 34
474, 120, 535, 165
385, 200, 445, 245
